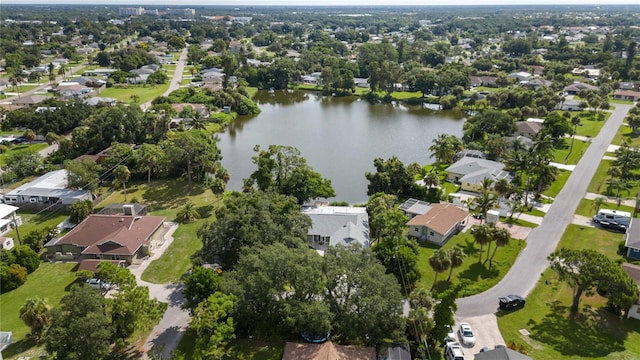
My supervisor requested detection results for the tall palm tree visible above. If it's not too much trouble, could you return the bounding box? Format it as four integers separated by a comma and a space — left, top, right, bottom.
568, 115, 581, 155
446, 247, 465, 282
471, 223, 493, 263
113, 165, 131, 201
494, 178, 511, 209
428, 249, 451, 290
591, 197, 606, 214
474, 192, 496, 223
428, 134, 462, 167
488, 227, 511, 267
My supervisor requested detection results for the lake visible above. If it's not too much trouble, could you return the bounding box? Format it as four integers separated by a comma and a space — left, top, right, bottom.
217, 90, 466, 204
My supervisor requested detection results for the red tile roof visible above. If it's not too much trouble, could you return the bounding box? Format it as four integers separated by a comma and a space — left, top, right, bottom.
56, 214, 165, 256
406, 203, 468, 236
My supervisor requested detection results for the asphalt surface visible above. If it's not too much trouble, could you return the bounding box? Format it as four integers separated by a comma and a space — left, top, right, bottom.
456, 103, 634, 319
140, 47, 187, 111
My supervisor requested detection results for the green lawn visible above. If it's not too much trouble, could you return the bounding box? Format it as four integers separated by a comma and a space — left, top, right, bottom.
552, 140, 590, 165
0, 263, 79, 351
99, 83, 170, 104
587, 159, 612, 195
0, 143, 48, 166
496, 224, 639, 360
543, 170, 571, 198
416, 231, 526, 296
5, 211, 68, 241
574, 198, 635, 218
612, 124, 640, 147
573, 111, 611, 138
95, 178, 222, 284
246, 87, 259, 98
173, 333, 284, 360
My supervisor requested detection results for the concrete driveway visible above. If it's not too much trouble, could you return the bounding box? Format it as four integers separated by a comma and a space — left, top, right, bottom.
454, 315, 506, 359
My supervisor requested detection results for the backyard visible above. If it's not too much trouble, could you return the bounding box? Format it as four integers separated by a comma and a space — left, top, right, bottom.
99, 83, 171, 105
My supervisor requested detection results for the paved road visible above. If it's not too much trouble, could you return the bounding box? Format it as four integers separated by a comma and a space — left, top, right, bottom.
140, 47, 187, 111
456, 105, 634, 315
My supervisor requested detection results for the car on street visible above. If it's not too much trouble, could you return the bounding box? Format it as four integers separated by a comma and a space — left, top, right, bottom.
458, 322, 476, 346
498, 295, 526, 311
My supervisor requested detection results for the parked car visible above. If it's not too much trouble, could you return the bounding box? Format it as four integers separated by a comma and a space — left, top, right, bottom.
445, 326, 456, 343
498, 295, 526, 311
458, 322, 476, 346
598, 221, 627, 233
86, 278, 111, 291
444, 341, 464, 360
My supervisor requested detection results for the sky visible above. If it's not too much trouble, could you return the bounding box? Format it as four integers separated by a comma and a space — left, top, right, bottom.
4, 0, 640, 5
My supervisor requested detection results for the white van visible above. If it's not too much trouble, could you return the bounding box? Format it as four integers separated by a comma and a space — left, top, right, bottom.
445, 342, 464, 360
593, 209, 631, 226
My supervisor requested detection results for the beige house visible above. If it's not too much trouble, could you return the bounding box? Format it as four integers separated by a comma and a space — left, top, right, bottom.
407, 203, 468, 245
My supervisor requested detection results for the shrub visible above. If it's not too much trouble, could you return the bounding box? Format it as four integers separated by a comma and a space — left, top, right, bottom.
1, 263, 28, 292
12, 245, 41, 273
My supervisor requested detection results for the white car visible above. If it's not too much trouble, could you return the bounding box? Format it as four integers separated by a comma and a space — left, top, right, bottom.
458, 322, 476, 346
445, 326, 456, 342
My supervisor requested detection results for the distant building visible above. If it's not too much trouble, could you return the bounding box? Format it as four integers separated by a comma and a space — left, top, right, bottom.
166, 8, 195, 18
119, 7, 144, 16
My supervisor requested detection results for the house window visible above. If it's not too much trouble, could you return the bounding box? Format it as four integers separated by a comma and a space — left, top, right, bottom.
429, 231, 434, 236
633, 249, 639, 253
111, 255, 121, 260
414, 227, 419, 232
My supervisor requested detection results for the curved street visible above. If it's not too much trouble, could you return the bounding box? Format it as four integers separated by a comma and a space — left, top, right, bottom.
454, 103, 634, 354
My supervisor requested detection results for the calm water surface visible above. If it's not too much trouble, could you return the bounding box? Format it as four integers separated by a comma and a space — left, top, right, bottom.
217, 90, 466, 204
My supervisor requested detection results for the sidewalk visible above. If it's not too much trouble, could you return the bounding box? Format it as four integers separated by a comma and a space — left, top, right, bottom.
584, 192, 636, 208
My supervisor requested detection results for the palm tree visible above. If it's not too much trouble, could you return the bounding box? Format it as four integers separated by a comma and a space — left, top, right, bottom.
474, 192, 496, 223
428, 134, 462, 167
23, 129, 36, 144
488, 227, 511, 267
480, 177, 494, 195
19, 297, 51, 339
627, 114, 640, 135
569, 115, 581, 155
428, 249, 451, 290
446, 247, 465, 282
613, 142, 640, 180
177, 200, 200, 223
494, 178, 511, 209
190, 112, 207, 130
113, 165, 131, 201
591, 197, 606, 214
471, 223, 493, 263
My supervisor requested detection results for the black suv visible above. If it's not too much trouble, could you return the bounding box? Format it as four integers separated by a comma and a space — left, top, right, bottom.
598, 221, 627, 233
498, 295, 526, 311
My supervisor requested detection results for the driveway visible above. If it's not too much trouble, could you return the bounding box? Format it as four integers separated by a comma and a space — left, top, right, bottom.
126, 222, 191, 360
453, 315, 505, 359
455, 104, 634, 345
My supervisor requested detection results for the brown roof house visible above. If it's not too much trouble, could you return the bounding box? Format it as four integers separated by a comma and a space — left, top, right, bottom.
613, 90, 640, 102
282, 341, 376, 360
514, 121, 543, 140
45, 214, 166, 264
407, 203, 468, 245
622, 263, 640, 320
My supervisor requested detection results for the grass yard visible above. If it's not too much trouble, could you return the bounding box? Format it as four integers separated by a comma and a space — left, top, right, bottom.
543, 170, 571, 198
496, 224, 638, 360
173, 333, 284, 360
0, 263, 79, 354
0, 143, 48, 166
574, 198, 635, 218
99, 83, 170, 105
95, 178, 222, 284
246, 87, 259, 98
416, 231, 526, 296
612, 124, 640, 147
587, 159, 613, 194
552, 140, 590, 165
5, 211, 68, 240
573, 111, 610, 138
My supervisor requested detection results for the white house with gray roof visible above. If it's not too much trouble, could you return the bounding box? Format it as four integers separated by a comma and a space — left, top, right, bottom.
3, 170, 92, 209
445, 157, 513, 194
302, 205, 369, 255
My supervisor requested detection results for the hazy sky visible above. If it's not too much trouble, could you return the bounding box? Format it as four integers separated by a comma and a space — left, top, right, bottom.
5, 0, 640, 5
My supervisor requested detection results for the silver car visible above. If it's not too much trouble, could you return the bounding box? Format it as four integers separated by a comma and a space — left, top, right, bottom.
458, 322, 476, 346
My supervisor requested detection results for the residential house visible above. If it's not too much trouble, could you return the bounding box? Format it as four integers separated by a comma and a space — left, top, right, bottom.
377, 343, 411, 360
13, 95, 47, 106
98, 203, 148, 216
282, 341, 376, 360
508, 71, 532, 82
571, 67, 600, 79
613, 90, 640, 102
302, 72, 322, 86
454, 149, 487, 162
354, 78, 370, 89
445, 157, 513, 193
563, 81, 597, 95
399, 198, 431, 218
45, 213, 166, 264
3, 170, 92, 209
515, 121, 543, 140
621, 263, 640, 320
302, 204, 369, 255
68, 76, 103, 87
57, 83, 93, 99
558, 98, 582, 111
624, 218, 640, 260
0, 204, 21, 235
201, 67, 225, 80
470, 76, 498, 87
619, 82, 637, 91
83, 68, 117, 78
523, 78, 553, 91
171, 103, 209, 117
228, 40, 244, 54
474, 347, 532, 360
84, 97, 118, 106
406, 203, 468, 245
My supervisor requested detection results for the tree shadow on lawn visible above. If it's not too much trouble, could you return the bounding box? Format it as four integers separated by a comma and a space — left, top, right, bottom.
457, 262, 499, 283
197, 204, 214, 219
2, 337, 40, 358
141, 180, 206, 211
458, 238, 480, 258
527, 301, 627, 357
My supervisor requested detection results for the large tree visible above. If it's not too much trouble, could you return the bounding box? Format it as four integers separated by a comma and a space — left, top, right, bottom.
65, 159, 100, 191
45, 285, 113, 360
365, 156, 414, 196
19, 297, 51, 340
197, 191, 311, 268
373, 236, 421, 291
162, 131, 224, 191
182, 266, 222, 313
245, 145, 335, 204
191, 292, 236, 359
